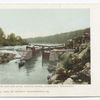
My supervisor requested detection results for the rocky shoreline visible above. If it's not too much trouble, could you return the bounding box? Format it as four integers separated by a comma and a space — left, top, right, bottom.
0, 52, 15, 64
47, 32, 90, 84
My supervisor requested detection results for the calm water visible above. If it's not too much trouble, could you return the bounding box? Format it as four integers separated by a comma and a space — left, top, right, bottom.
0, 52, 50, 84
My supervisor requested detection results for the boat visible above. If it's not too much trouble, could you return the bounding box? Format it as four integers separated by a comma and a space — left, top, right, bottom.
18, 59, 26, 67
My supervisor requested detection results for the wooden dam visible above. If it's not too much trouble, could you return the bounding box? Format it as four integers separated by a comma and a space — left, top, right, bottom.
20, 44, 66, 60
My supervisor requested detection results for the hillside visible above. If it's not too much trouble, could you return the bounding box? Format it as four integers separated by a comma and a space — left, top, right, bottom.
26, 28, 90, 44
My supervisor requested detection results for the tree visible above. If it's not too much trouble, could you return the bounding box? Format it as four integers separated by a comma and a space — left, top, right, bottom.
0, 27, 28, 46
0, 28, 6, 46
7, 33, 16, 46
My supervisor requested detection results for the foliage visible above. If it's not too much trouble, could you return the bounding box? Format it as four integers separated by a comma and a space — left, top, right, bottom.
0, 28, 28, 46
26, 28, 90, 44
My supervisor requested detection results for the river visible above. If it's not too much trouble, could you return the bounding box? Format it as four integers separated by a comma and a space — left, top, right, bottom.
0, 46, 50, 84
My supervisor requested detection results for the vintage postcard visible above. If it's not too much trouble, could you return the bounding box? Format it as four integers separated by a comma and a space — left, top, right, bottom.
0, 3, 99, 97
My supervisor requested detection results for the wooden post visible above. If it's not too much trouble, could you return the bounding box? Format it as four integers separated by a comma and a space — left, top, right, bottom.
32, 46, 35, 56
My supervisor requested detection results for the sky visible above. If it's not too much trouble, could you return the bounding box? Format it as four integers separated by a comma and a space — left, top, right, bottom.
0, 9, 90, 38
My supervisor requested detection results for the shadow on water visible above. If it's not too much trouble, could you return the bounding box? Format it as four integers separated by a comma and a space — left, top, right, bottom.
16, 51, 50, 84
18, 52, 41, 74
0, 47, 50, 84
24, 53, 41, 76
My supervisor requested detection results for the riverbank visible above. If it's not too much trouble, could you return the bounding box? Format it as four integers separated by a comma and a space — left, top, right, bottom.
0, 51, 16, 64
47, 32, 90, 84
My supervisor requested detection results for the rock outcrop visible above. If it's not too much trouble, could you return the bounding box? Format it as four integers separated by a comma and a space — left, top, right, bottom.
0, 52, 15, 64
47, 32, 90, 84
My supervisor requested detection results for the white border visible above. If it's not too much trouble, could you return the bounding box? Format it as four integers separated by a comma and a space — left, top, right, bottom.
0, 0, 100, 3
0, 3, 99, 97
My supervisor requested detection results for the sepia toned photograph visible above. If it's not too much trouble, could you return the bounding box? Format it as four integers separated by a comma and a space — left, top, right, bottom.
0, 8, 90, 85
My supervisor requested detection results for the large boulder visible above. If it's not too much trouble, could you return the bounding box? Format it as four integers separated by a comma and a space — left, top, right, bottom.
48, 74, 59, 84
56, 67, 66, 74
80, 62, 90, 77
78, 62, 90, 83
78, 44, 90, 62
48, 72, 67, 84
47, 65, 56, 73
60, 52, 74, 70
79, 43, 88, 52
47, 74, 52, 80
0, 52, 15, 64
63, 78, 74, 84
52, 80, 62, 84
70, 62, 90, 84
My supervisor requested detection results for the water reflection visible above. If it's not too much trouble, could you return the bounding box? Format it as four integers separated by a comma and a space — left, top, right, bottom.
0, 51, 49, 84
21, 53, 40, 76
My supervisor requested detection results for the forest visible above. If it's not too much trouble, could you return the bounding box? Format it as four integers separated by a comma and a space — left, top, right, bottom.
0, 28, 28, 46
26, 28, 90, 44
